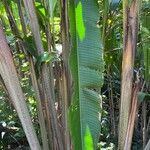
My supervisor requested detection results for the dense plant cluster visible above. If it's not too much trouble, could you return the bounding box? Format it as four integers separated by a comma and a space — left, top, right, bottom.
0, 0, 150, 150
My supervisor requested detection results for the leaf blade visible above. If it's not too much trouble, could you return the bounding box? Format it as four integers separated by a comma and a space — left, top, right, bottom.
69, 1, 104, 149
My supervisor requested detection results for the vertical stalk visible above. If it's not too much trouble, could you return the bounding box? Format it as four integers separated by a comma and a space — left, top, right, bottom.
60, 0, 71, 149
102, 0, 109, 48
108, 73, 116, 138
23, 0, 64, 149
124, 83, 139, 150
16, 0, 27, 33
2, 0, 20, 37
143, 100, 147, 148
123, 0, 129, 43
42, 2, 57, 148
0, 24, 41, 150
29, 56, 49, 150
118, 0, 140, 149
5, 1, 49, 148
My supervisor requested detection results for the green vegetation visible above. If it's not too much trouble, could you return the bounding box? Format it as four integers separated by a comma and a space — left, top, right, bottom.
0, 0, 149, 150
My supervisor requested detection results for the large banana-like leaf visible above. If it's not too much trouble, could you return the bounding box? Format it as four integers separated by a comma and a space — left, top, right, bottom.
69, 1, 104, 149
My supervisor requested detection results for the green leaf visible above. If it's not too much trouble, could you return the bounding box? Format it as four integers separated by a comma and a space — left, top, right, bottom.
48, 0, 57, 18
24, 35, 38, 58
138, 92, 150, 102
35, 51, 57, 76
36, 51, 56, 65
110, 0, 120, 10
35, 2, 49, 32
69, 0, 104, 150
138, 92, 147, 102
75, 2, 85, 41
35, 2, 46, 16
84, 127, 94, 150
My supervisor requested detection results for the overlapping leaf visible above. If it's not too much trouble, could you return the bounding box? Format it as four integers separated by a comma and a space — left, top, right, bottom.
69, 1, 104, 149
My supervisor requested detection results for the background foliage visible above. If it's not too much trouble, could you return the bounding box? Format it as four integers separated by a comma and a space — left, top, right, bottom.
0, 0, 150, 150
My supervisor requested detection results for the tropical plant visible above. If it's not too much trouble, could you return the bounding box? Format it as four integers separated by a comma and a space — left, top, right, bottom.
0, 0, 150, 150
68, 1, 104, 149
